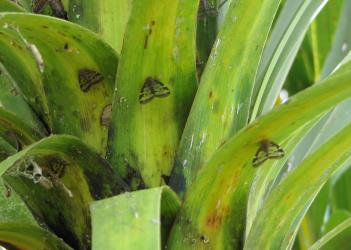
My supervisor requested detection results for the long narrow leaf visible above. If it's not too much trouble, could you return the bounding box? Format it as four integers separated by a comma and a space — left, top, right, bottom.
245, 122, 351, 249
170, 0, 282, 195
250, 0, 328, 120
108, 0, 198, 188
167, 61, 351, 250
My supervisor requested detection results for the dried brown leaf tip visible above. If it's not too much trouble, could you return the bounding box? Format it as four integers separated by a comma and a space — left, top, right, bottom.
139, 77, 170, 104
252, 139, 285, 167
78, 69, 104, 92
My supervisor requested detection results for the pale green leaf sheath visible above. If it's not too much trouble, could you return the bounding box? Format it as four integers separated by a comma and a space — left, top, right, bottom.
167, 62, 351, 250
91, 186, 180, 250
170, 0, 282, 195
108, 0, 198, 188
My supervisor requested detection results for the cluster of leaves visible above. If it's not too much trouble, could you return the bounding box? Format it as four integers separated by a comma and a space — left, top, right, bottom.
0, 0, 351, 249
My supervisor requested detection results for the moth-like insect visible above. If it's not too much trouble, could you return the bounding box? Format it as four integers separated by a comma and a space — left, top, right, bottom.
78, 69, 104, 92
252, 139, 285, 167
139, 77, 170, 104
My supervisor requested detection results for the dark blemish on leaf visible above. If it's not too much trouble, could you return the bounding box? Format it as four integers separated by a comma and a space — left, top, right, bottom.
100, 104, 112, 127
33, 0, 47, 13
78, 68, 104, 92
168, 159, 186, 194
33, 0, 67, 19
198, 0, 228, 19
209, 91, 213, 98
252, 139, 285, 167
144, 20, 156, 49
64, 43, 69, 50
72, 35, 82, 42
42, 25, 49, 29
206, 206, 229, 228
219, 140, 227, 148
200, 235, 210, 244
161, 174, 170, 184
43, 156, 68, 178
124, 159, 147, 190
144, 35, 149, 49
139, 77, 170, 104
48, 0, 68, 20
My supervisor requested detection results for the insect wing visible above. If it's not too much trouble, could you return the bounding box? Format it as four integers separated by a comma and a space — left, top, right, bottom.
266, 141, 285, 159
153, 79, 170, 98
252, 149, 269, 167
78, 69, 104, 91
139, 84, 154, 104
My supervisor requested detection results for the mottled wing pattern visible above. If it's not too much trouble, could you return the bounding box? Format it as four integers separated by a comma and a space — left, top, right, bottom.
78, 69, 104, 92
153, 79, 170, 98
139, 83, 154, 104
267, 141, 285, 159
252, 140, 285, 167
139, 77, 170, 104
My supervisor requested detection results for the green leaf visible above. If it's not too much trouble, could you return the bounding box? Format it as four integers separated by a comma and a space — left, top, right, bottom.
167, 61, 351, 250
0, 223, 72, 250
0, 13, 118, 154
0, 0, 26, 12
245, 121, 351, 249
310, 216, 351, 250
170, 0, 282, 195
0, 181, 36, 225
323, 210, 351, 234
321, 0, 351, 78
0, 136, 16, 160
289, 1, 351, 239
0, 135, 127, 249
0, 62, 47, 136
66, 0, 131, 53
91, 186, 180, 250
0, 107, 45, 148
108, 0, 198, 188
284, 0, 342, 94
250, 0, 328, 120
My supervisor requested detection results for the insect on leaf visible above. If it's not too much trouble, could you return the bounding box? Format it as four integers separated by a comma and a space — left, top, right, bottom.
139, 77, 170, 104
252, 139, 285, 167
78, 69, 104, 92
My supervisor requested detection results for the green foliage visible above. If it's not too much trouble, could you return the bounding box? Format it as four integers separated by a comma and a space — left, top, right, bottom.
1, 0, 351, 249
